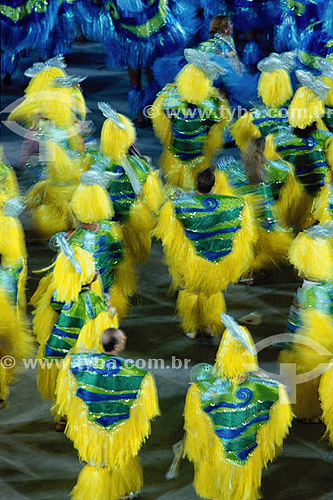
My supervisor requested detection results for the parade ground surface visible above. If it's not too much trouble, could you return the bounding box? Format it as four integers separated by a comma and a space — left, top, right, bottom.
1, 43, 332, 500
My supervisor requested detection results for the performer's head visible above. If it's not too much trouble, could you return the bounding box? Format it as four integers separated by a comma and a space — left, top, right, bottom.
101, 328, 127, 355
242, 137, 266, 184
197, 168, 215, 194
210, 15, 232, 37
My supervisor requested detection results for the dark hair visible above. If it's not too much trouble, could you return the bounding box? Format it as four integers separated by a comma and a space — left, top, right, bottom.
209, 15, 231, 36
101, 328, 122, 352
242, 136, 266, 184
293, 123, 317, 138
197, 168, 215, 193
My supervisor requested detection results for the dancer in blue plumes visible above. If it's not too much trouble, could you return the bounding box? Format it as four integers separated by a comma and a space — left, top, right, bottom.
74, 0, 198, 124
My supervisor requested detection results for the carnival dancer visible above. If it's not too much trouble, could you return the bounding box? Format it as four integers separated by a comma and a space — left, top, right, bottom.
184, 314, 292, 500
296, 0, 333, 74
273, 70, 333, 231
152, 15, 242, 88
153, 169, 255, 339
216, 137, 294, 273
8, 59, 87, 186
74, 0, 197, 124
152, 49, 231, 190
56, 327, 160, 500
96, 102, 164, 265
35, 237, 117, 426
0, 198, 31, 405
153, 15, 261, 111
68, 168, 135, 322
289, 0, 326, 33
230, 51, 295, 152
25, 137, 89, 240
0, 0, 59, 81
279, 224, 333, 422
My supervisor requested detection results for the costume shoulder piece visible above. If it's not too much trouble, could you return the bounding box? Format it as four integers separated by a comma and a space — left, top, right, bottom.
70, 352, 147, 430
173, 193, 246, 262
67, 227, 123, 293
196, 374, 280, 465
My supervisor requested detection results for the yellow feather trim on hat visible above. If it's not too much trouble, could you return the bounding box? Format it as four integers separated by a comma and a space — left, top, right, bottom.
258, 69, 293, 107
176, 64, 211, 104
288, 87, 326, 129
100, 115, 136, 163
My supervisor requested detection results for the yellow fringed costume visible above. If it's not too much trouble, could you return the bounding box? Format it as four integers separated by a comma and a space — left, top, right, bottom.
279, 225, 333, 420
35, 244, 117, 414
8, 63, 87, 188
0, 198, 32, 402
215, 142, 293, 273
288, 70, 328, 130
152, 50, 231, 190
271, 69, 333, 231
184, 314, 292, 500
55, 348, 160, 500
25, 141, 88, 239
0, 147, 19, 208
319, 361, 333, 444
67, 168, 134, 321
98, 102, 164, 265
153, 189, 256, 336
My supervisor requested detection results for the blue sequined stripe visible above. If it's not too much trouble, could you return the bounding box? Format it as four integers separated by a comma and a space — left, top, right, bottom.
215, 414, 269, 440
96, 413, 129, 427
185, 225, 240, 241
76, 387, 137, 402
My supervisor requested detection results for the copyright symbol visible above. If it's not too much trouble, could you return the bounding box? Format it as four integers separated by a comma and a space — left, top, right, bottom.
1, 355, 16, 369
143, 105, 158, 119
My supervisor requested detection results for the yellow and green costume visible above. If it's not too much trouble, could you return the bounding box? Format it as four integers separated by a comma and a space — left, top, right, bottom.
152, 52, 231, 190
56, 351, 160, 500
154, 190, 255, 335
184, 315, 292, 500
279, 225, 333, 420
34, 245, 116, 413
274, 127, 333, 229
0, 198, 31, 402
215, 156, 293, 272
99, 103, 164, 265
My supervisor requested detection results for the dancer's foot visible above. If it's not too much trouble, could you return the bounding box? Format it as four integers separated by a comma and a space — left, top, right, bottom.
185, 332, 197, 340
55, 417, 67, 432
0, 399, 6, 410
